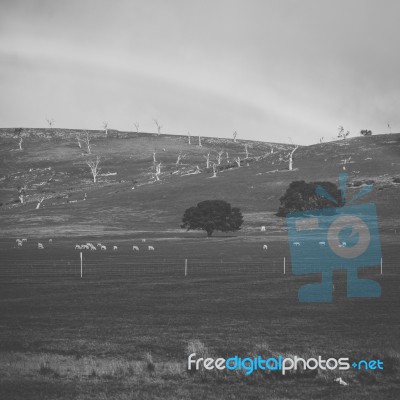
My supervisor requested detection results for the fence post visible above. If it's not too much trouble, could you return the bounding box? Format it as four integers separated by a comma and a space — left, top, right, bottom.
283, 257, 286, 275
185, 258, 188, 277
80, 252, 83, 278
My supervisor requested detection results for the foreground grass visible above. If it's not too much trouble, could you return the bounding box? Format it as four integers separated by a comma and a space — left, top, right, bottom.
0, 346, 399, 400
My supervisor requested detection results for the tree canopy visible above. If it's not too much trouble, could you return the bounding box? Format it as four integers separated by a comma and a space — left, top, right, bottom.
277, 180, 342, 217
181, 200, 243, 237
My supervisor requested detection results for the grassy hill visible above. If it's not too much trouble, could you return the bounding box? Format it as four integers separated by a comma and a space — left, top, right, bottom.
0, 128, 399, 237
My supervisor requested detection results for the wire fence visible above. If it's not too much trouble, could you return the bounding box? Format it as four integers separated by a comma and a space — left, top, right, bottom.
0, 253, 397, 282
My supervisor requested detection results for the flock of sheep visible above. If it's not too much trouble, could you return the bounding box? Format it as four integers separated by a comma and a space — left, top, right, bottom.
15, 238, 155, 251
74, 241, 155, 252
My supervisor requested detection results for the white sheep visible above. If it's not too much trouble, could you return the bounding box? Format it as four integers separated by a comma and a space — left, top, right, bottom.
148, 245, 155, 251
318, 241, 326, 246
38, 243, 44, 249
22, 238, 27, 242
81, 245, 89, 250
16, 239, 22, 243
263, 244, 268, 250
75, 245, 82, 250
17, 241, 23, 247
97, 243, 102, 247
338, 242, 347, 248
132, 246, 139, 251
100, 245, 107, 251
141, 239, 146, 243
293, 242, 301, 247
261, 226, 266, 232
49, 239, 53, 243
113, 246, 118, 251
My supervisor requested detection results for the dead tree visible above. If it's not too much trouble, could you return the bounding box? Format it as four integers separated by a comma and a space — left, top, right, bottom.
86, 156, 101, 183
320, 137, 324, 143
211, 163, 218, 178
46, 117, 55, 128
198, 135, 202, 147
75, 134, 82, 148
153, 119, 162, 135
288, 146, 299, 171
226, 151, 229, 162
234, 157, 241, 167
233, 130, 238, 143
152, 151, 157, 164
82, 131, 92, 154
270, 145, 274, 154
175, 151, 186, 166
204, 153, 210, 168
187, 131, 191, 144
18, 137, 23, 151
216, 151, 224, 165
36, 197, 45, 210
103, 121, 109, 136
337, 126, 350, 140
134, 122, 140, 133
176, 152, 186, 166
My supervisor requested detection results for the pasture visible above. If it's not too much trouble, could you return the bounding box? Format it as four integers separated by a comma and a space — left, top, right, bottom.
0, 235, 399, 399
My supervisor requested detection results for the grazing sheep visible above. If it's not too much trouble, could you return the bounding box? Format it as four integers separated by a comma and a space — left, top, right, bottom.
338, 242, 347, 248
49, 239, 52, 243
75, 245, 82, 250
17, 241, 23, 247
100, 245, 107, 251
293, 242, 301, 247
97, 243, 102, 247
81, 245, 89, 250
22, 238, 27, 242
132, 246, 139, 251
38, 243, 44, 249
261, 226, 266, 232
148, 245, 155, 251
113, 246, 118, 251
263, 244, 268, 250
16, 239, 21, 243
318, 241, 326, 246
141, 239, 146, 243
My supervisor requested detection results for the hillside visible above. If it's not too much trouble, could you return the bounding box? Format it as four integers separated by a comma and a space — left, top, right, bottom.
0, 128, 399, 237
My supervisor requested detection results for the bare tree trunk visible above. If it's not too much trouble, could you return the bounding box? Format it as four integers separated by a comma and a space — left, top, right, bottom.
289, 146, 299, 171
18, 138, 23, 150
204, 153, 210, 168
187, 132, 191, 144
211, 163, 217, 177
86, 156, 101, 182
198, 136, 202, 147
36, 197, 45, 209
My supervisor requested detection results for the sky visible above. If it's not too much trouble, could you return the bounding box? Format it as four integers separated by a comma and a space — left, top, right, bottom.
0, 0, 399, 145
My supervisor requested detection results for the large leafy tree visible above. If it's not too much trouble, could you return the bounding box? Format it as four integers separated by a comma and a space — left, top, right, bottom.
181, 200, 243, 237
277, 180, 342, 217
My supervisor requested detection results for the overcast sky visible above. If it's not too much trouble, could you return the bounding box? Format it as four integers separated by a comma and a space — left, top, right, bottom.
0, 0, 399, 144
